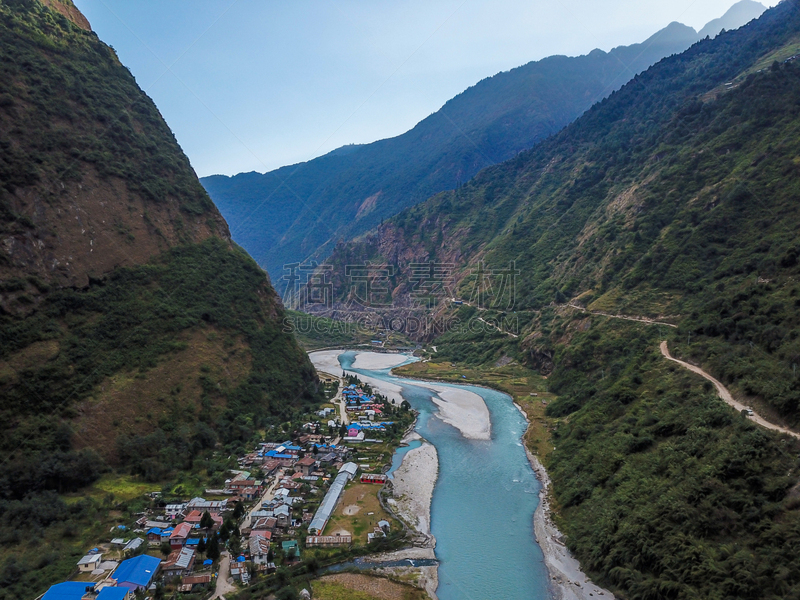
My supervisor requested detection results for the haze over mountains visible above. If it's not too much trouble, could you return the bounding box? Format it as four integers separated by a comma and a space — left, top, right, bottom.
202, 0, 766, 286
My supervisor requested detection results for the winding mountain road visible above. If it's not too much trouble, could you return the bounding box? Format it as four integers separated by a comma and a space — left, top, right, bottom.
569, 304, 678, 328
660, 341, 800, 440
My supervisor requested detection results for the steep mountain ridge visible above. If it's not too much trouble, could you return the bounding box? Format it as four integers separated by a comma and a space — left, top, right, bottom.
317, 4, 800, 597
0, 0, 229, 311
325, 1, 800, 421
0, 0, 318, 508
202, 1, 765, 284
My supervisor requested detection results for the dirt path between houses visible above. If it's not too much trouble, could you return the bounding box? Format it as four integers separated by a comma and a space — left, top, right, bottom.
210, 551, 236, 600
660, 341, 800, 439
243, 470, 283, 526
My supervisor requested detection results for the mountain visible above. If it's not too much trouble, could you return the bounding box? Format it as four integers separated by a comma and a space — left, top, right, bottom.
698, 0, 766, 38
318, 3, 800, 596
0, 2, 319, 594
201, 1, 765, 285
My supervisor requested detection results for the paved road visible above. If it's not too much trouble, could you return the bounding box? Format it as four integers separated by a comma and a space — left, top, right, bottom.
660, 341, 800, 440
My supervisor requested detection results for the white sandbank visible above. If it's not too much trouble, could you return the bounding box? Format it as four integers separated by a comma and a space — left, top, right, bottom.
351, 352, 411, 370
387, 440, 438, 542
426, 384, 491, 440
308, 349, 345, 375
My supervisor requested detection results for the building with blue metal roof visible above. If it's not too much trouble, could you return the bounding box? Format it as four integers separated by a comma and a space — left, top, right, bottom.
96, 587, 130, 600
42, 582, 93, 600
112, 554, 161, 591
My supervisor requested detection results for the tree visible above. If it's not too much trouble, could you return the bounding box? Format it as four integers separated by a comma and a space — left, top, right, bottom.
197, 537, 207, 554
200, 510, 214, 530
206, 535, 220, 561
267, 546, 274, 563
306, 556, 320, 574
339, 423, 347, 437
159, 542, 172, 557
275, 586, 298, 600
229, 536, 241, 556
233, 502, 244, 519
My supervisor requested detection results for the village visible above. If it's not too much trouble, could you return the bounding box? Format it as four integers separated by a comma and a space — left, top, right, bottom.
39, 374, 417, 600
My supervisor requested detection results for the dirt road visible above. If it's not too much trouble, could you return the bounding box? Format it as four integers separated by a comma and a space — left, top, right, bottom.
210, 551, 236, 600
569, 304, 678, 328
660, 341, 800, 440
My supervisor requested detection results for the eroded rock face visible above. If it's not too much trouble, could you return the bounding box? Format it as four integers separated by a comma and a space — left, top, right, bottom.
40, 0, 91, 31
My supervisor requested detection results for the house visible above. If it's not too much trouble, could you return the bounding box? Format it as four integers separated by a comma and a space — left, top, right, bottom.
186, 497, 227, 514
252, 517, 277, 532
111, 555, 162, 591
169, 522, 193, 549
305, 535, 352, 547
281, 540, 300, 562
318, 452, 337, 466
183, 510, 203, 525
123, 538, 143, 554
263, 451, 296, 467
360, 473, 387, 484
249, 536, 271, 565
96, 587, 130, 600
177, 575, 211, 593
165, 503, 187, 517
274, 505, 291, 528
249, 510, 272, 526
294, 455, 316, 476
227, 479, 263, 494
77, 553, 102, 572
162, 547, 196, 580
249, 529, 272, 541
159, 528, 174, 543
241, 487, 260, 501
262, 459, 281, 476
146, 528, 162, 546
42, 582, 94, 600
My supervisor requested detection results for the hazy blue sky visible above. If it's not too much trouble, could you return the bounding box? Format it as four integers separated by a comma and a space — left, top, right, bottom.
73, 1, 779, 177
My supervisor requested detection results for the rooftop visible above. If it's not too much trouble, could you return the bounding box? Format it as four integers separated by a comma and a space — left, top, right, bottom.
112, 555, 161, 587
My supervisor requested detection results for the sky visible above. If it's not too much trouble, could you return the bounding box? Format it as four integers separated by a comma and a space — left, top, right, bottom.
73, 0, 780, 178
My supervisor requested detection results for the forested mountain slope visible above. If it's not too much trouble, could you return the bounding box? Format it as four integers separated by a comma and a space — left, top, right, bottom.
201, 2, 764, 283
0, 3, 319, 594
320, 3, 800, 597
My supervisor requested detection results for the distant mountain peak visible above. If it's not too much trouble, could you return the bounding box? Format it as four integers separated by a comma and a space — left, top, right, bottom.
698, 0, 766, 39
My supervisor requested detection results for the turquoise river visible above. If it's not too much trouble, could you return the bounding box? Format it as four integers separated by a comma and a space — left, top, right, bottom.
338, 351, 551, 599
